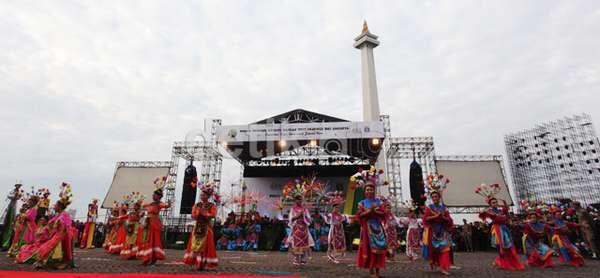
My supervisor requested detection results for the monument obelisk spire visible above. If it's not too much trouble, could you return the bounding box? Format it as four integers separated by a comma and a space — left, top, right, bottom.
354, 21, 381, 122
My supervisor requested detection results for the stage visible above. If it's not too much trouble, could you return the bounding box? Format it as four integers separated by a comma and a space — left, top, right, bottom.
1, 249, 599, 277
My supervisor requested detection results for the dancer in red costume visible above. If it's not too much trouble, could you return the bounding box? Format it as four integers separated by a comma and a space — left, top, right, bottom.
548, 205, 584, 267
109, 202, 128, 254
80, 199, 98, 249
138, 176, 171, 266
421, 174, 453, 276
183, 182, 219, 270
120, 192, 145, 260
520, 200, 554, 268
383, 200, 400, 261
352, 166, 388, 278
103, 205, 119, 252
475, 183, 524, 271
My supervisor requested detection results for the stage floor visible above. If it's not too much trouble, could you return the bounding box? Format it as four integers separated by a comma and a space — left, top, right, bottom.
1, 249, 599, 277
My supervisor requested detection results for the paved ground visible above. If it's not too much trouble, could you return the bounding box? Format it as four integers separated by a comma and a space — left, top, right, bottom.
1, 249, 599, 277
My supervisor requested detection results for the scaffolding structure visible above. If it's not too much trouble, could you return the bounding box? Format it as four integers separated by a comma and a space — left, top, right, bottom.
505, 114, 600, 207
383, 133, 436, 210
162, 119, 224, 220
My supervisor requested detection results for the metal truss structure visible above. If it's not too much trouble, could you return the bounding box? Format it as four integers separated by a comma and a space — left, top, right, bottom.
381, 115, 437, 210
163, 119, 224, 219
505, 114, 600, 207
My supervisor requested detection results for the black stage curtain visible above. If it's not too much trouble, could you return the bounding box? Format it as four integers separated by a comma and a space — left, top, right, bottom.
179, 163, 198, 214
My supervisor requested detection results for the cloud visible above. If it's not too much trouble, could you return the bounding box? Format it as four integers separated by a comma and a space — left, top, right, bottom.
1, 1, 599, 216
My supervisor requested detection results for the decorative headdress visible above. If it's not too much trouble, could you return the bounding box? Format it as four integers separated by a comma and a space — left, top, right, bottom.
153, 176, 167, 197
57, 182, 73, 207
350, 165, 387, 189
520, 199, 547, 216
326, 191, 345, 206
37, 187, 50, 197
21, 186, 37, 203
424, 173, 450, 196
549, 204, 562, 215
124, 192, 145, 207
399, 199, 420, 214
474, 183, 501, 204
199, 182, 221, 203
283, 179, 309, 201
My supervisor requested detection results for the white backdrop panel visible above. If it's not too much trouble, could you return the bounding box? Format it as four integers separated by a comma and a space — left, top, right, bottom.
102, 166, 171, 208
435, 160, 513, 207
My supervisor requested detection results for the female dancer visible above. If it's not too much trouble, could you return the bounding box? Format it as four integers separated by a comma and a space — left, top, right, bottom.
138, 176, 171, 266
120, 193, 145, 260
32, 182, 74, 270
521, 201, 554, 268
183, 183, 219, 270
80, 199, 98, 249
7, 205, 27, 258
383, 201, 400, 261
421, 174, 453, 276
16, 215, 50, 263
1, 183, 22, 250
324, 192, 347, 263
475, 183, 524, 270
103, 205, 119, 252
287, 189, 314, 267
356, 181, 387, 278
8, 191, 38, 258
399, 201, 422, 261
109, 202, 128, 254
548, 205, 584, 267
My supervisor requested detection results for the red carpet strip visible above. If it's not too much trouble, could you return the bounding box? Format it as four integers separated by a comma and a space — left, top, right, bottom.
0, 270, 298, 278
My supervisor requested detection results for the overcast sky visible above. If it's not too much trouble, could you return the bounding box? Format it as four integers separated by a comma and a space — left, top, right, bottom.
1, 1, 599, 218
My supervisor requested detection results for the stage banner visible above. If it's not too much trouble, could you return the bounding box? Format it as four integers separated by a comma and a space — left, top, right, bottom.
216, 121, 385, 142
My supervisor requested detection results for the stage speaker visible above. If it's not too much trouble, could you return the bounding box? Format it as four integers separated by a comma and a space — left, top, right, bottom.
409, 160, 426, 206
179, 163, 198, 214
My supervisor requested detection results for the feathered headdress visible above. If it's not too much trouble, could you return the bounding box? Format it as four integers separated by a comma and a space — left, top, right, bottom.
58, 182, 73, 207
424, 173, 450, 196
21, 186, 37, 203
153, 176, 167, 197
326, 191, 345, 206
350, 165, 387, 189
474, 183, 501, 204
124, 192, 145, 207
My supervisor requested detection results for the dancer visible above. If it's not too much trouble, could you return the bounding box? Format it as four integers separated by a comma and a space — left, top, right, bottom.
36, 188, 50, 221
80, 199, 98, 249
1, 183, 23, 251
16, 215, 50, 264
8, 189, 38, 258
383, 200, 400, 261
356, 181, 387, 278
120, 193, 145, 260
286, 184, 314, 267
324, 191, 347, 263
548, 205, 584, 267
521, 200, 554, 268
421, 174, 453, 276
183, 182, 219, 270
6, 205, 27, 258
138, 176, 171, 266
103, 205, 119, 252
399, 200, 422, 261
475, 183, 524, 270
31, 182, 74, 270
109, 202, 128, 254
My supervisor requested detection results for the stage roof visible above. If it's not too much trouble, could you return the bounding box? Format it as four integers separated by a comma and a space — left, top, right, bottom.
216, 109, 385, 164
102, 165, 171, 208
435, 159, 514, 207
